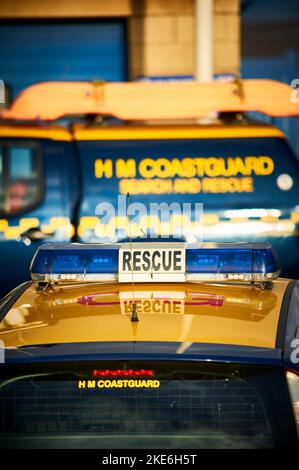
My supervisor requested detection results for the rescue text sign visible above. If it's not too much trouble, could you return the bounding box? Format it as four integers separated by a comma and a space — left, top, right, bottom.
94, 156, 275, 195
118, 243, 186, 282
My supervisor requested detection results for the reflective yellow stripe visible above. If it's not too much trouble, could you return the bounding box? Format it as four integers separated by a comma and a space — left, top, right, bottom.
0, 213, 297, 241
261, 215, 279, 223
226, 217, 249, 224
41, 225, 55, 235
19, 218, 40, 229
79, 216, 98, 228
74, 125, 285, 141
48, 217, 71, 229
291, 211, 299, 223
202, 214, 219, 225
78, 217, 98, 238
5, 226, 22, 239
0, 217, 74, 240
0, 126, 72, 141
77, 214, 297, 240
0, 219, 8, 231
0, 124, 284, 142
45, 217, 74, 238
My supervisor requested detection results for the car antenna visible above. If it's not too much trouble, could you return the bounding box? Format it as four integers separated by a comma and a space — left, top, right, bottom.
127, 192, 139, 324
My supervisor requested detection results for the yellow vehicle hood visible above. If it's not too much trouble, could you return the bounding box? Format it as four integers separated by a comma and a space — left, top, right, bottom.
0, 279, 290, 350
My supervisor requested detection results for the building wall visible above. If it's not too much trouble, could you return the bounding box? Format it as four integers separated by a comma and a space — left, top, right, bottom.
0, 0, 132, 17
214, 0, 240, 76
0, 0, 240, 80
129, 0, 240, 79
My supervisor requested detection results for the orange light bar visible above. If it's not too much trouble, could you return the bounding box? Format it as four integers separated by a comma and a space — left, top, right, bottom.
1, 79, 299, 121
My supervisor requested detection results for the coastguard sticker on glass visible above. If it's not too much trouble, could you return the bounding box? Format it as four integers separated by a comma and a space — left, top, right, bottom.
118, 243, 186, 282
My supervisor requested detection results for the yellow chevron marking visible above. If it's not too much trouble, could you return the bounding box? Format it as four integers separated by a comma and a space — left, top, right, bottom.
19, 218, 40, 230
0, 220, 8, 232
261, 216, 279, 223
202, 214, 219, 225
291, 212, 299, 223
5, 227, 22, 239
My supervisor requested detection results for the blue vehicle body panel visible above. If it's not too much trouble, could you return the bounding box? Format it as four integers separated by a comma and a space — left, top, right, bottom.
4, 341, 283, 365
77, 136, 299, 209
1, 132, 299, 295
283, 280, 299, 373
0, 138, 78, 295
77, 136, 299, 277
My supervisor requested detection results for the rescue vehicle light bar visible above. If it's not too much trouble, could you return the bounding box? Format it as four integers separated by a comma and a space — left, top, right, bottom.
30, 242, 280, 284
2, 79, 299, 122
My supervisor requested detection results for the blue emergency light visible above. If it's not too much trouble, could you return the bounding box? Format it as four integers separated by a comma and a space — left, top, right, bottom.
30, 244, 119, 281
30, 242, 280, 283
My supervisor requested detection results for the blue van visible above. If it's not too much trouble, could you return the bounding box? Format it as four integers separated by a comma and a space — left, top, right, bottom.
0, 119, 299, 296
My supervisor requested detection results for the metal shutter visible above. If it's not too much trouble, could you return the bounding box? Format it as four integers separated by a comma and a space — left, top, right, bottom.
0, 20, 127, 98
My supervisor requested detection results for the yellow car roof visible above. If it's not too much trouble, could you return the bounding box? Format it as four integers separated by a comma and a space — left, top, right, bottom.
0, 279, 290, 350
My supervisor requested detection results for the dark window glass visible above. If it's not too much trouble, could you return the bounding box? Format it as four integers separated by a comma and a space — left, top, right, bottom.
0, 361, 297, 449
0, 145, 41, 215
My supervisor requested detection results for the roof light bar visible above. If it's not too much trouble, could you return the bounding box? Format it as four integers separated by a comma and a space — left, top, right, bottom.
186, 244, 279, 282
30, 242, 280, 284
30, 243, 119, 282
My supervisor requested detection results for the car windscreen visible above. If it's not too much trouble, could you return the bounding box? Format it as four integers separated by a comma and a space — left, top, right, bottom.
0, 361, 297, 449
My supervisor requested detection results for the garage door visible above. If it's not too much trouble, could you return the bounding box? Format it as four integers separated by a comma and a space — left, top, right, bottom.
0, 20, 127, 98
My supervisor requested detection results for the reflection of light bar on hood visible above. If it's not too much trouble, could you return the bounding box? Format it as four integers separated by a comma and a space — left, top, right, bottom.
30, 242, 280, 284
